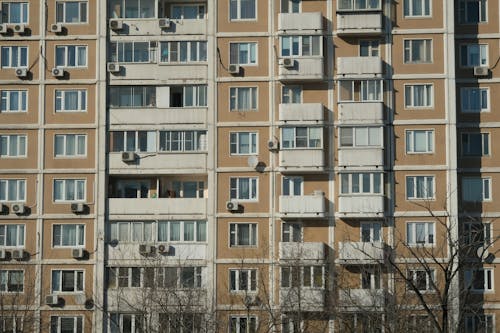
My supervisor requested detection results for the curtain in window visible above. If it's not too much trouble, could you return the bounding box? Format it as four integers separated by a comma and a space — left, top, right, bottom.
158, 222, 168, 242
237, 88, 250, 110
463, 179, 483, 201
52, 271, 61, 291
197, 221, 206, 242
170, 222, 180, 241
184, 222, 195, 241
309, 128, 322, 148
239, 179, 249, 199
64, 225, 77, 245
238, 224, 250, 245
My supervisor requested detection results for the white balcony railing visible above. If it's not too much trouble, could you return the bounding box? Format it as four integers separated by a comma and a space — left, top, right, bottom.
337, 242, 385, 262
108, 63, 207, 81
337, 195, 384, 217
278, 12, 323, 31
337, 102, 384, 124
280, 288, 325, 311
279, 194, 326, 218
338, 148, 384, 167
339, 289, 386, 308
336, 57, 382, 77
108, 198, 207, 217
109, 108, 207, 126
278, 57, 324, 81
279, 242, 325, 260
336, 13, 382, 35
279, 149, 325, 172
279, 103, 324, 124
108, 152, 207, 173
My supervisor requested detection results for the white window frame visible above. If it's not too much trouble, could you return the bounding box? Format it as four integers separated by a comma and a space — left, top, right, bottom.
0, 316, 23, 333
107, 267, 142, 288
465, 268, 494, 292
360, 222, 382, 242
111, 130, 156, 153
52, 224, 85, 247
0, 270, 24, 293
51, 270, 84, 293
404, 84, 433, 108
155, 266, 203, 289
361, 268, 381, 289
229, 42, 257, 65
53, 179, 86, 202
405, 129, 434, 154
110, 41, 154, 63
229, 223, 257, 247
280, 266, 325, 288
229, 316, 257, 333
171, 4, 206, 20
281, 127, 323, 149
281, 85, 302, 104
230, 132, 258, 155
109, 0, 155, 19
282, 222, 302, 242
280, 35, 322, 57
54, 134, 86, 157
462, 177, 491, 202
230, 177, 258, 201
156, 220, 207, 243
0, 179, 26, 202
1, 90, 27, 113
460, 44, 488, 67
406, 175, 435, 200
159, 41, 207, 63
339, 126, 383, 148
109, 313, 143, 333
108, 86, 156, 108
460, 87, 489, 113
159, 130, 206, 152
55, 45, 87, 68
0, 224, 25, 247
406, 222, 435, 246
230, 87, 257, 111
229, 269, 257, 292
0, 135, 27, 157
338, 0, 381, 10
55, 1, 88, 24
340, 173, 383, 195
403, 0, 431, 17
55, 89, 87, 112
360, 40, 380, 57
407, 269, 435, 291
110, 221, 153, 243
338, 79, 383, 102
281, 0, 301, 13
229, 0, 256, 20
404, 39, 432, 64
465, 314, 495, 333
0, 2, 29, 24
1, 46, 28, 68
459, 0, 487, 24
50, 316, 83, 333
461, 132, 489, 156
282, 176, 303, 196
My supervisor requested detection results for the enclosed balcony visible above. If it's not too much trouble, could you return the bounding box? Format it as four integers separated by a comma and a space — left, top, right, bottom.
278, 12, 323, 32
279, 288, 325, 312
336, 57, 382, 78
337, 102, 384, 124
338, 148, 384, 167
337, 195, 384, 217
278, 103, 324, 125
109, 107, 207, 127
339, 289, 386, 309
279, 194, 326, 218
107, 242, 208, 261
108, 63, 208, 81
279, 149, 325, 172
108, 197, 206, 217
107, 288, 208, 309
336, 13, 382, 35
109, 152, 207, 173
278, 57, 324, 82
279, 242, 325, 260
337, 242, 385, 263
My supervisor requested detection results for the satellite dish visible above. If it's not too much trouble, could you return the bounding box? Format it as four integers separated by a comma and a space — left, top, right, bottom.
476, 245, 488, 259
247, 156, 259, 168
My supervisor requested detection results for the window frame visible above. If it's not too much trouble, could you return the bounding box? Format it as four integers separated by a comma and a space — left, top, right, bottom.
156, 220, 207, 243
0, 270, 24, 293
55, 89, 87, 113
229, 177, 258, 201
405, 175, 435, 200
55, 1, 88, 24
281, 126, 323, 149
464, 314, 495, 333
404, 83, 434, 109
110, 41, 154, 63
406, 221, 435, 246
159, 40, 207, 63
51, 269, 84, 293
229, 42, 257, 65
465, 268, 494, 292
170, 4, 206, 20
109, 313, 144, 333
460, 44, 488, 68
0, 224, 25, 248
405, 129, 434, 154
464, 222, 491, 247
1, 90, 28, 113
0, 134, 27, 158
461, 132, 489, 157
229, 87, 258, 111
229, 316, 258, 333
158, 130, 207, 152
360, 222, 382, 242
229, 0, 257, 21
462, 177, 492, 202
460, 87, 489, 113
359, 40, 380, 57
407, 268, 435, 291
0, 179, 26, 202
50, 316, 83, 333
229, 222, 257, 247
229, 132, 258, 155
280, 35, 322, 57
0, 2, 29, 24
282, 222, 302, 242
403, 39, 433, 64
282, 176, 303, 196
280, 265, 325, 289
52, 224, 85, 248
55, 45, 88, 68
339, 126, 383, 148
281, 85, 302, 104
340, 173, 383, 195
403, 0, 432, 18
53, 179, 86, 202
459, 0, 487, 24
338, 79, 383, 102
1, 46, 28, 68
54, 134, 87, 158
229, 268, 257, 292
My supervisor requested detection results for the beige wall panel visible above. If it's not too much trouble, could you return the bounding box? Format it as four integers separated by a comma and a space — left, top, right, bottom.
393, 170, 447, 212
0, 85, 38, 124
393, 124, 446, 165
44, 129, 96, 169
45, 40, 97, 80
393, 79, 446, 120
456, 0, 499, 35
458, 172, 499, 213
42, 219, 95, 260
217, 0, 268, 33
43, 174, 95, 214
40, 311, 93, 332
218, 82, 270, 122
0, 41, 40, 81
0, 173, 36, 206
0, 129, 37, 169
334, 219, 387, 244
218, 173, 269, 213
457, 127, 500, 169
456, 39, 500, 78
217, 217, 269, 259
276, 174, 329, 196
216, 264, 269, 305
217, 37, 269, 78
45, 85, 96, 124
393, 1, 444, 29
333, 37, 386, 59
336, 266, 389, 290
392, 34, 444, 74
25, 1, 41, 35
41, 265, 93, 306
217, 127, 269, 168
393, 217, 448, 258
46, 0, 97, 36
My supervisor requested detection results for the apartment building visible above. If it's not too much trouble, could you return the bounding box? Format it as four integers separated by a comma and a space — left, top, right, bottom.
0, 0, 498, 332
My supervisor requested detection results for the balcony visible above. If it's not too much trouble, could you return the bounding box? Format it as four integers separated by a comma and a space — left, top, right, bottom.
337, 102, 384, 124
337, 242, 385, 263
339, 289, 386, 309
108, 63, 207, 81
278, 12, 323, 32
108, 198, 207, 217
109, 18, 206, 36
279, 194, 326, 218
279, 149, 325, 172
107, 288, 208, 309
336, 57, 382, 78
337, 148, 384, 167
109, 108, 207, 127
278, 103, 324, 125
337, 195, 384, 217
278, 57, 324, 82
336, 13, 382, 35
279, 242, 325, 260
108, 152, 207, 174
279, 288, 325, 311
107, 243, 207, 261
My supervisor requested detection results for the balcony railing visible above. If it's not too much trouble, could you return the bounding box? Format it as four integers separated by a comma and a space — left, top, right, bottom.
109, 107, 207, 126
107, 243, 207, 261
279, 149, 325, 172
109, 18, 206, 36
278, 57, 324, 81
337, 195, 384, 217
279, 194, 326, 218
279, 242, 325, 260
108, 198, 207, 217
278, 12, 323, 32
108, 152, 207, 173
279, 288, 325, 311
337, 102, 384, 124
339, 289, 386, 308
337, 242, 385, 263
338, 148, 384, 167
336, 57, 382, 78
279, 103, 324, 124
336, 13, 382, 35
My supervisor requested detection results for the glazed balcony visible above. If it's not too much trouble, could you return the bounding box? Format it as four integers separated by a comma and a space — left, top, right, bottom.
109, 18, 206, 36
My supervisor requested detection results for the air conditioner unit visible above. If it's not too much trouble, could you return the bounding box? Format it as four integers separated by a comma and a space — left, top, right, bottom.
12, 24, 25, 33
72, 248, 85, 259
0, 23, 8, 34
71, 202, 85, 213
473, 66, 489, 77
107, 62, 121, 73
109, 19, 123, 30
45, 294, 59, 306
122, 151, 136, 162
139, 244, 155, 255
228, 64, 240, 74
50, 23, 63, 33
15, 68, 28, 78
51, 67, 64, 77
226, 200, 239, 211
11, 203, 25, 215
268, 140, 279, 151
0, 249, 7, 260
12, 249, 24, 260
159, 18, 171, 28
281, 58, 294, 68
157, 244, 170, 254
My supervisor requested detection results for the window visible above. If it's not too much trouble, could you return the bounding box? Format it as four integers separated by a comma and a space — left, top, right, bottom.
464, 222, 491, 246
154, 266, 202, 289
1, 2, 28, 23
52, 224, 85, 247
465, 314, 494, 333
0, 224, 25, 247
406, 222, 435, 245
0, 135, 26, 157
111, 131, 156, 152
229, 0, 256, 20
405, 84, 433, 108
281, 266, 324, 288
160, 41, 207, 63
55, 90, 87, 112
1, 90, 27, 113
338, 0, 381, 10
110, 222, 153, 243
282, 86, 302, 104
361, 222, 381, 242
1, 46, 28, 68
404, 0, 431, 17
230, 223, 257, 247
406, 176, 434, 200
55, 45, 87, 67
230, 269, 257, 292
169, 85, 207, 107
159, 313, 204, 333
339, 127, 382, 147
169, 181, 205, 198
462, 133, 489, 156
54, 134, 86, 157
109, 313, 144, 333
109, 86, 155, 108
281, 127, 322, 149
340, 314, 383, 333
0, 179, 25, 202
230, 177, 258, 201
281, 0, 300, 13
404, 39, 432, 63
110, 41, 152, 63
229, 43, 257, 65
461, 88, 489, 113
0, 270, 23, 292
340, 173, 383, 194
0, 317, 23, 333
230, 132, 257, 155
53, 179, 86, 202
229, 316, 257, 333
460, 0, 487, 24
462, 177, 491, 202
362, 268, 381, 289
282, 223, 301, 242
230, 87, 257, 111
157, 221, 207, 242
405, 130, 434, 153
360, 40, 379, 57
407, 269, 435, 291
280, 36, 321, 57
465, 268, 493, 291
460, 44, 488, 67
108, 0, 154, 18
171, 4, 206, 19
282, 177, 303, 196
407, 315, 436, 333
338, 80, 382, 102
159, 130, 207, 152
50, 317, 83, 333
51, 270, 83, 293
107, 267, 141, 288
56, 1, 87, 23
